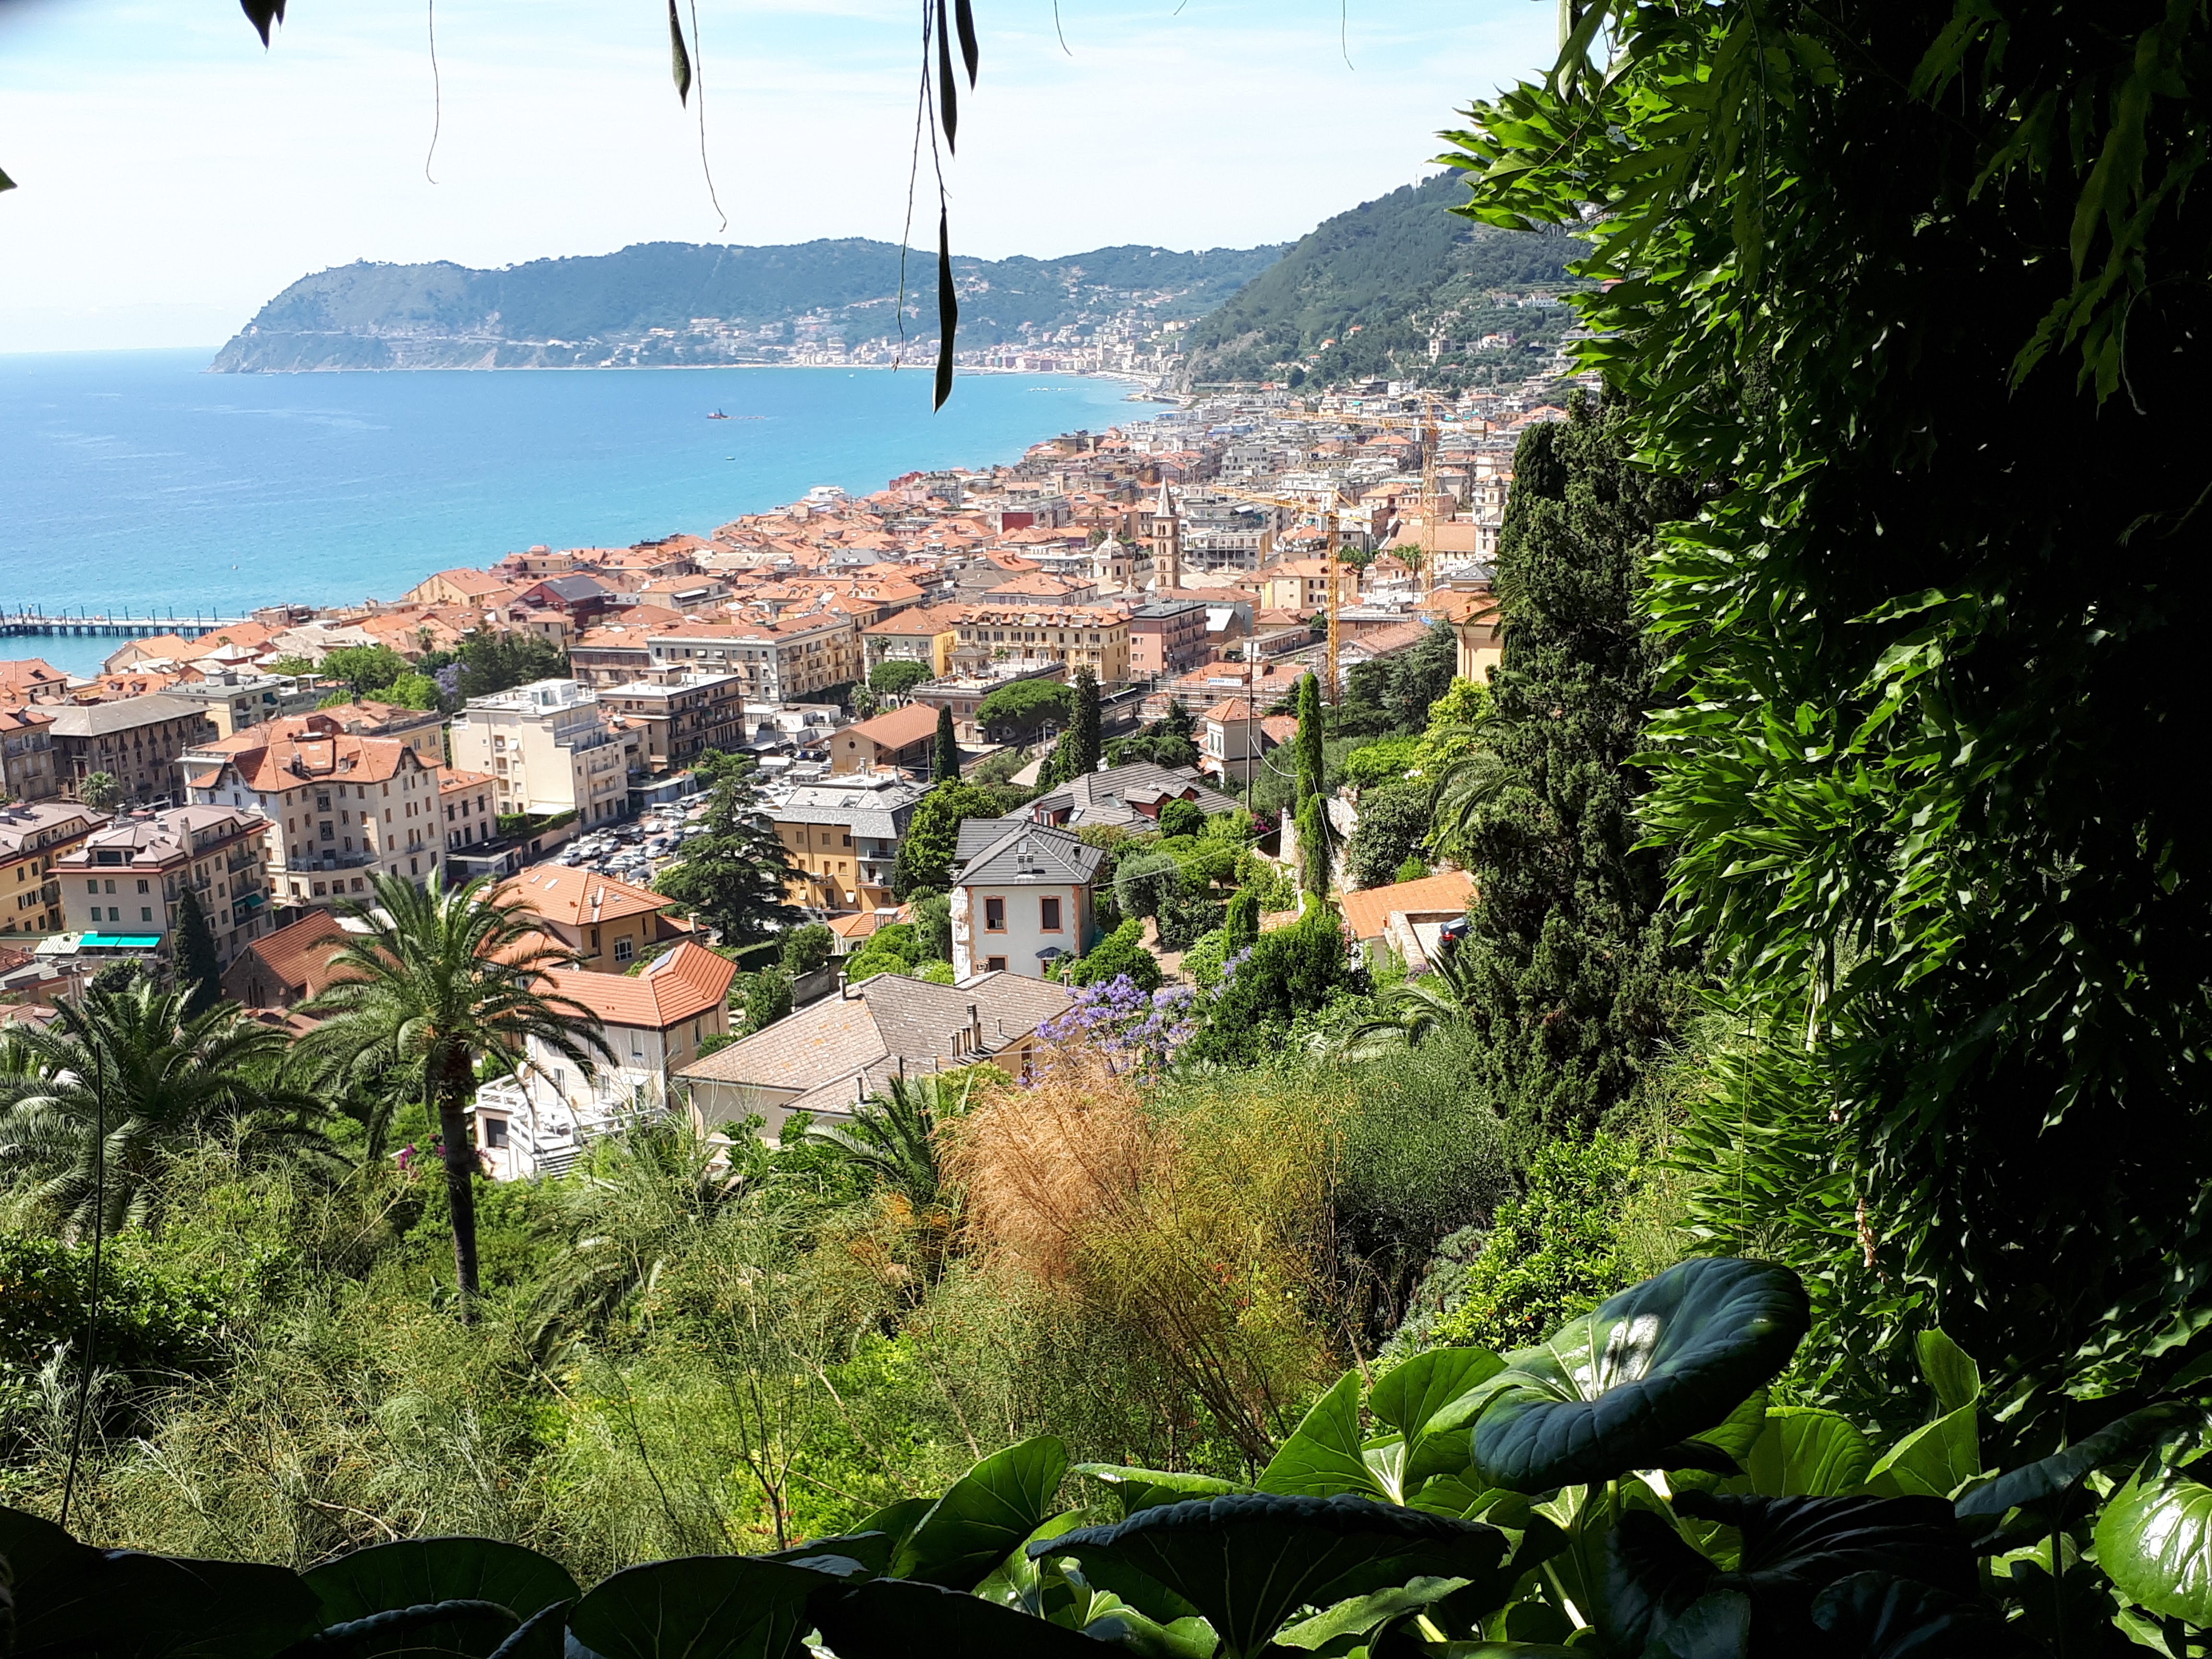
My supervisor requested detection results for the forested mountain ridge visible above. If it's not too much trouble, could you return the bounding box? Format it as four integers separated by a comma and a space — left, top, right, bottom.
1175, 170, 1587, 391
209, 239, 1284, 372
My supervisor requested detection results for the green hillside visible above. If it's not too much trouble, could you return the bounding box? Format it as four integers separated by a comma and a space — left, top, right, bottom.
210, 239, 1282, 372
1176, 170, 1587, 390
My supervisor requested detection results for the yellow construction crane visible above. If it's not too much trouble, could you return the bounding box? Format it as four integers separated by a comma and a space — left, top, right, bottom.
1207, 482, 1358, 703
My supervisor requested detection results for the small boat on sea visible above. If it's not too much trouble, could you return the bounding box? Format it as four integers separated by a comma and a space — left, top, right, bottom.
707, 409, 731, 420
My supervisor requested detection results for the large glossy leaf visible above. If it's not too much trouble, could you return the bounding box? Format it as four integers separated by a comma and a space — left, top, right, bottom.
1808, 1570, 2013, 1658
852, 1497, 935, 1554
893, 1435, 1070, 1589
755, 1530, 896, 1575
974, 1512, 1090, 1623
1040, 1493, 1505, 1659
567, 1555, 831, 1659
9, 1547, 321, 1659
486, 1600, 569, 1659
287, 1598, 519, 1658
1269, 1575, 1467, 1650
303, 1537, 579, 1625
1257, 1371, 1386, 1500
1078, 1600, 1219, 1659
1954, 1403, 2189, 1523
1076, 1467, 1249, 1518
1740, 1407, 1873, 1497
1373, 1347, 1506, 1489
1609, 1492, 1978, 1651
1468, 1258, 1810, 1491
2093, 1466, 2212, 1624
1648, 1589, 1751, 1659
808, 1576, 1116, 1657
1864, 1404, 1980, 1499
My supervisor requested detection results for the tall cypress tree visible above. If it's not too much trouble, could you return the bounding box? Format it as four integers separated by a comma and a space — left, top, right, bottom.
1038, 667, 1101, 788
171, 886, 222, 1018
1294, 673, 1324, 805
1435, 396, 1699, 1143
932, 704, 960, 783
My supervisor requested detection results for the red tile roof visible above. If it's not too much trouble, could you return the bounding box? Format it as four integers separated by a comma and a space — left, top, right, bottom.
541, 940, 735, 1029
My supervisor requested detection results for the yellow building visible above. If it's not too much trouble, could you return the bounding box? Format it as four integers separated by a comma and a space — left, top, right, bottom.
0, 802, 105, 939
947, 604, 1131, 684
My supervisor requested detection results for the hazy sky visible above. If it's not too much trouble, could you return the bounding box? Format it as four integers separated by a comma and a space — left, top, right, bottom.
0, 1, 1554, 352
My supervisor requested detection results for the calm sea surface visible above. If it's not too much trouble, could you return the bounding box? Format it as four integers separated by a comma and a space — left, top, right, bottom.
1, 349, 1139, 676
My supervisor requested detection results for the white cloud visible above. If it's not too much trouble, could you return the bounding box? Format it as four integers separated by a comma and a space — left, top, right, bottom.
0, 0, 1554, 352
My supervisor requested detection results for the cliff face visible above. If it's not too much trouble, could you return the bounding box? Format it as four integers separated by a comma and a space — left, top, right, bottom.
210, 239, 1284, 373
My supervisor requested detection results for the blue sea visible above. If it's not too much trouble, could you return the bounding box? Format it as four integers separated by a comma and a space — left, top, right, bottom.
0, 349, 1140, 676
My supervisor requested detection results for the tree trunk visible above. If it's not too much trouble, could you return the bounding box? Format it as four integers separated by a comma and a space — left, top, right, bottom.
435, 1048, 482, 1322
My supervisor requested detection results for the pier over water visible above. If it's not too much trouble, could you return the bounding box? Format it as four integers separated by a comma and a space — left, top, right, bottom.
1, 611, 255, 642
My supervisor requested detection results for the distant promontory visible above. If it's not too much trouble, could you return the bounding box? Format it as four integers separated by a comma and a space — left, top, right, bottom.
209, 239, 1285, 374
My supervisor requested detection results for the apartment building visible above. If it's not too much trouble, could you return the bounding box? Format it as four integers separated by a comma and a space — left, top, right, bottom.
57, 804, 272, 969
945, 604, 1130, 684
860, 604, 964, 678
47, 694, 216, 805
1255, 560, 1344, 614
763, 610, 863, 700
594, 671, 746, 774
186, 727, 445, 904
644, 623, 785, 702
0, 802, 105, 939
441, 769, 499, 858
770, 771, 924, 912
449, 678, 640, 828
1127, 599, 1213, 681
166, 670, 324, 739
0, 707, 58, 802
494, 865, 691, 971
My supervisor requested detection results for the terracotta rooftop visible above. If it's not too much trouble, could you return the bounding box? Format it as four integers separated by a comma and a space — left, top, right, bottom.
541, 940, 735, 1030
1338, 869, 1477, 943
840, 701, 941, 751
498, 864, 670, 928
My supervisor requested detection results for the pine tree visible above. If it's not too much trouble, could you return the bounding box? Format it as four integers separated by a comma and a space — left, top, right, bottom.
1432, 396, 1699, 1143
1068, 667, 1101, 778
932, 704, 960, 783
171, 886, 223, 1018
652, 751, 800, 943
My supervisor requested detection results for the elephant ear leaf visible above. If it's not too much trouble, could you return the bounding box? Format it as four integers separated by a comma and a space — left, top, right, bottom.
302, 1536, 580, 1624
1258, 1371, 1388, 1500
2093, 1465, 2212, 1625
1471, 1257, 1810, 1492
1810, 1570, 2013, 1658
568, 1555, 836, 1659
1042, 1493, 1505, 1659
893, 1435, 1070, 1589
809, 1576, 1118, 1657
1672, 1491, 1980, 1601
1370, 1346, 1507, 1490
1076, 1465, 1249, 1517
10, 1548, 321, 1659
1955, 1403, 2191, 1526
1741, 1406, 1874, 1497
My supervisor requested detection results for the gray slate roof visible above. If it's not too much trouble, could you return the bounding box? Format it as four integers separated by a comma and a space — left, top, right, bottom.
955, 819, 1106, 887
1026, 760, 1238, 824
46, 695, 211, 738
675, 969, 1072, 1115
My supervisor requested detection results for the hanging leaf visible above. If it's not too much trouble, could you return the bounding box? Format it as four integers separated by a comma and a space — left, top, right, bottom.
239, 0, 285, 46
934, 209, 958, 411
2093, 1465, 2212, 1625
1468, 1257, 1810, 1491
935, 0, 960, 153
954, 0, 980, 86
1863, 1404, 1980, 1499
666, 0, 693, 107
0, 167, 16, 193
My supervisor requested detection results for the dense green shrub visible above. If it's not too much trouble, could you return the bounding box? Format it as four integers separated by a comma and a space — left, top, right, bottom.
779, 923, 835, 976
1061, 919, 1162, 994
1342, 781, 1431, 890
1428, 1134, 1643, 1355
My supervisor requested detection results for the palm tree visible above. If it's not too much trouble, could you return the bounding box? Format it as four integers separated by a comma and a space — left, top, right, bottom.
299, 869, 611, 1319
1342, 941, 1481, 1054
805, 1072, 961, 1215
0, 977, 325, 1236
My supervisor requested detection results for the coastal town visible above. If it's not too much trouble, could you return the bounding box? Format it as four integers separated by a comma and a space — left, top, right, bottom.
1, 373, 1563, 1171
